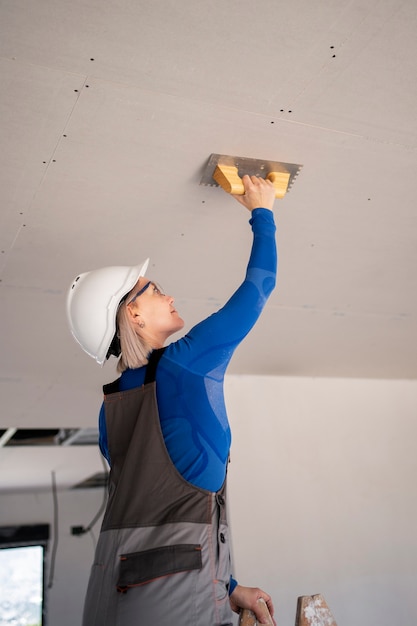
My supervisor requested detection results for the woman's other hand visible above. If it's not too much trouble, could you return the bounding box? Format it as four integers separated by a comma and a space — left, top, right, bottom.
232, 175, 276, 212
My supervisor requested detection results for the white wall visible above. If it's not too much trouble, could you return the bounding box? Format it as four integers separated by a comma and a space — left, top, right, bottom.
226, 376, 417, 626
1, 376, 416, 626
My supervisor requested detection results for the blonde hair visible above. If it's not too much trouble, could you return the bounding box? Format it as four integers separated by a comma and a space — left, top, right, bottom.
115, 288, 152, 373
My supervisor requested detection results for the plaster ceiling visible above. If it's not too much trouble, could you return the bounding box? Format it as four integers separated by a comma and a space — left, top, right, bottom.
1, 0, 416, 491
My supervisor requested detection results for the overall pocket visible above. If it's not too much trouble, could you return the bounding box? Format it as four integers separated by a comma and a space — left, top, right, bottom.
116, 543, 202, 592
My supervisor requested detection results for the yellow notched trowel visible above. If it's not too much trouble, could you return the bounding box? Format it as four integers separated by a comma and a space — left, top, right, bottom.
200, 153, 302, 199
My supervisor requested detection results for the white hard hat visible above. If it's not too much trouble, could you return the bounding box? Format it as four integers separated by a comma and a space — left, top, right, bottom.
66, 258, 149, 365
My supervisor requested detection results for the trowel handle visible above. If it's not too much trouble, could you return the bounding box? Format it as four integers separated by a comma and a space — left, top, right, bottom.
213, 164, 290, 198
213, 164, 245, 194
266, 171, 291, 199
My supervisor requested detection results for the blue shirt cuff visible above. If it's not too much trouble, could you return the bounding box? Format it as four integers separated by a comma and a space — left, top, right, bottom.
229, 576, 238, 596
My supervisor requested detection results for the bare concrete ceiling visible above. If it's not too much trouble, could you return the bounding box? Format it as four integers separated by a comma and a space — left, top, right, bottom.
1, 0, 416, 490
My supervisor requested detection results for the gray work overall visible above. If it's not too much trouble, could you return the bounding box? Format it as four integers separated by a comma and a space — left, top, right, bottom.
82, 349, 234, 626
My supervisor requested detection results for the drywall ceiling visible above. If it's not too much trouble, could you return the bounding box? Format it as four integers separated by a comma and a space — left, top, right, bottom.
1, 0, 416, 491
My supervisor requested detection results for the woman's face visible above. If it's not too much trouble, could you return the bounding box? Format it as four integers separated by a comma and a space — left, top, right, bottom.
127, 277, 184, 342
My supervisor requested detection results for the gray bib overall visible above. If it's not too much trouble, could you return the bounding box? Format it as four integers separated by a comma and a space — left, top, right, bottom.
82, 349, 234, 626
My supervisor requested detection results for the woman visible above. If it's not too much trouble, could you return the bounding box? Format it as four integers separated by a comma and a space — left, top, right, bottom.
67, 175, 277, 626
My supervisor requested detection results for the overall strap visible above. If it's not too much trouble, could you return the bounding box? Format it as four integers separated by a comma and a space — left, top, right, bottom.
103, 347, 166, 395
103, 378, 121, 395
144, 347, 166, 384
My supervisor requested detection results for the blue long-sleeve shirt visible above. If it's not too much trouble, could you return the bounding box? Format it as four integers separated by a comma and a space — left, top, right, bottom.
99, 208, 277, 492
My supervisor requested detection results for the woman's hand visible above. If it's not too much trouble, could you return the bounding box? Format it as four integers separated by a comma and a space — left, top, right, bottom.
232, 174, 276, 212
230, 584, 277, 625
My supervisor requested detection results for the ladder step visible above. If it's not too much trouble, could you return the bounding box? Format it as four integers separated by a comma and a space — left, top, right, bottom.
295, 594, 338, 626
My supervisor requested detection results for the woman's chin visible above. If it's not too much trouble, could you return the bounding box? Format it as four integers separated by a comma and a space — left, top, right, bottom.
175, 317, 185, 331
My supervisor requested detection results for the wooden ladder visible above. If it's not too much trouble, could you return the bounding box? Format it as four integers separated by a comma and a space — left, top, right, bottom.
239, 594, 338, 626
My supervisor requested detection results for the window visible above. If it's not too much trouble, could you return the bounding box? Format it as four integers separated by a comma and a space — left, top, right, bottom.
0, 525, 49, 626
